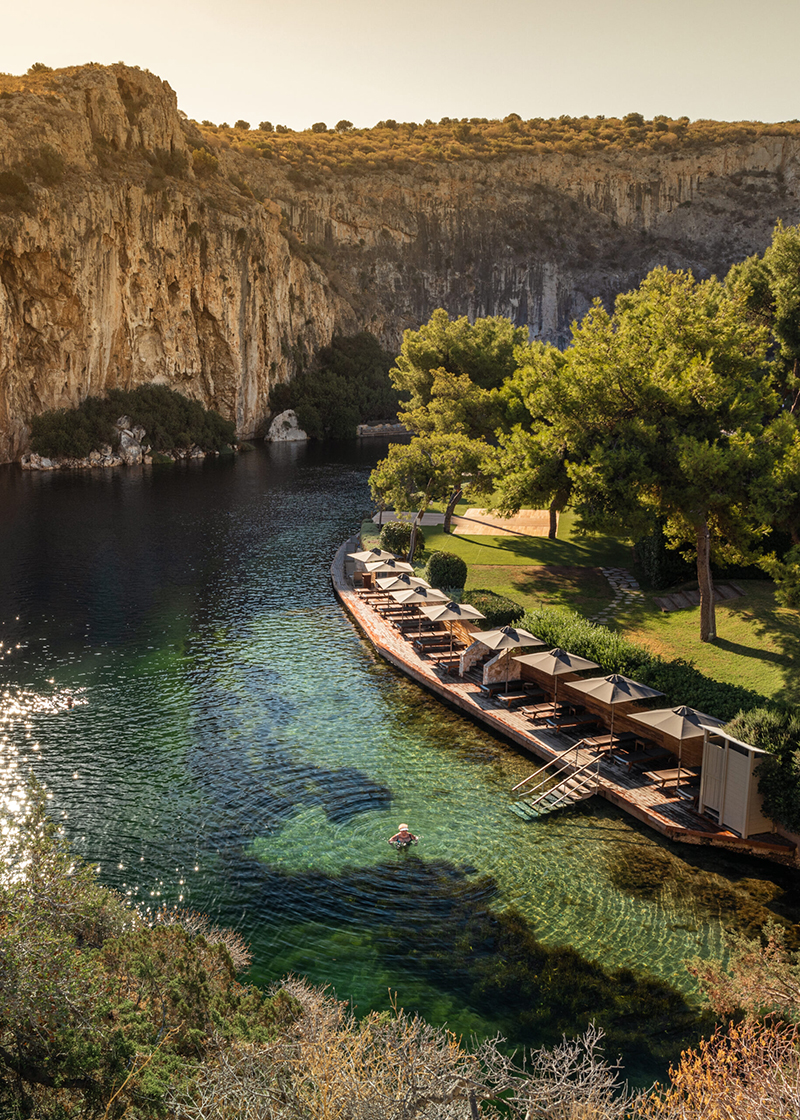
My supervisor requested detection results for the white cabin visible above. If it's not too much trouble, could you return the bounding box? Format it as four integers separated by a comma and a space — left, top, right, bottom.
698, 727, 773, 838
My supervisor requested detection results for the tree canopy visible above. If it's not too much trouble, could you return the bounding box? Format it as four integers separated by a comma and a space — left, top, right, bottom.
486, 267, 797, 640
373, 238, 800, 640
369, 314, 519, 537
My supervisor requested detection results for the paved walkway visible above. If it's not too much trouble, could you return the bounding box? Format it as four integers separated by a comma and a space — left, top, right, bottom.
372, 508, 555, 537
591, 567, 643, 625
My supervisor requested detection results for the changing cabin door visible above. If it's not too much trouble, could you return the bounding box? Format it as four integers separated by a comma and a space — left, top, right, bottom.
721, 743, 750, 836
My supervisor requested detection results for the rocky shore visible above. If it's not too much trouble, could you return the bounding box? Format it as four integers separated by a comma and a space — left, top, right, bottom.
20, 415, 218, 471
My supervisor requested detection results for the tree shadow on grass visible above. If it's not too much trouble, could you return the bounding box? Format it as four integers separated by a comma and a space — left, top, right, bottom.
719, 587, 800, 707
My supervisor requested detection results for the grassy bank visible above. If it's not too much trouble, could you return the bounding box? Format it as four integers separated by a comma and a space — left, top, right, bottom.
362, 515, 800, 704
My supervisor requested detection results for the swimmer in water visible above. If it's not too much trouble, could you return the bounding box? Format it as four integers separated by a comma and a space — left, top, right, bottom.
388, 823, 418, 846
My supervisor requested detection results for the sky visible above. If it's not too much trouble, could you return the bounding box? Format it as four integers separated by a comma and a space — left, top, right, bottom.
2, 0, 799, 131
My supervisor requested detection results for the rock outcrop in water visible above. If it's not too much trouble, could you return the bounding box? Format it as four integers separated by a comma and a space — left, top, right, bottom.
2, 63, 800, 462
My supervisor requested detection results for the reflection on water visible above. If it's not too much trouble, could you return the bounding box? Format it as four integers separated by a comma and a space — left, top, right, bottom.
0, 443, 797, 1080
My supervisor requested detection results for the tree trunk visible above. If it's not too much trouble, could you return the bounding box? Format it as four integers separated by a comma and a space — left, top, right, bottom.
696, 518, 716, 643
548, 497, 558, 540
442, 487, 463, 534
408, 480, 433, 563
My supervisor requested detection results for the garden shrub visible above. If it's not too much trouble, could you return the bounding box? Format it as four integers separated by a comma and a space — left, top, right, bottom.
379, 519, 424, 558
521, 605, 777, 720
461, 588, 524, 628
29, 386, 237, 459
424, 551, 467, 591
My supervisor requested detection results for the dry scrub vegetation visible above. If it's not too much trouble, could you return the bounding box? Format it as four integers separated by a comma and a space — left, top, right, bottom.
196, 111, 800, 182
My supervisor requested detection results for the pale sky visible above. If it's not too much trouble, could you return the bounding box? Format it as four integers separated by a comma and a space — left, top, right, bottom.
2, 0, 798, 130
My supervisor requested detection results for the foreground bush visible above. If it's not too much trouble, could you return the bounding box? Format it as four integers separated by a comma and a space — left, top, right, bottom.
6, 781, 800, 1119
0, 785, 296, 1120
424, 550, 468, 592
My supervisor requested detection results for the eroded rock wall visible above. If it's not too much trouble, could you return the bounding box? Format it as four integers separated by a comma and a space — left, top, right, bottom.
2, 63, 800, 462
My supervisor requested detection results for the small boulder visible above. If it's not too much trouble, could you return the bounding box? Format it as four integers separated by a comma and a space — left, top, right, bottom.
267, 409, 309, 442
119, 430, 142, 465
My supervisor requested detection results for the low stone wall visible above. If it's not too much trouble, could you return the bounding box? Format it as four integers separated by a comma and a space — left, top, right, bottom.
356, 422, 408, 438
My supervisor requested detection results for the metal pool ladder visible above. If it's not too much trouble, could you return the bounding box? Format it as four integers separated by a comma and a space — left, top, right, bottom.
510, 753, 600, 820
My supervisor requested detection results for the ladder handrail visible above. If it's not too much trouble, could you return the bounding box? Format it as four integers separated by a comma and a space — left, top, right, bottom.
524, 758, 600, 812
511, 757, 561, 792
516, 753, 582, 799
532, 772, 597, 814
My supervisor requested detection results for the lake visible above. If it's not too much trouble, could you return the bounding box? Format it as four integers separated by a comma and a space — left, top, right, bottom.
1, 440, 797, 1082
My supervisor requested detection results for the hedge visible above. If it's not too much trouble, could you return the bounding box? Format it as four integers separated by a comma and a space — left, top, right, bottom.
461, 589, 524, 629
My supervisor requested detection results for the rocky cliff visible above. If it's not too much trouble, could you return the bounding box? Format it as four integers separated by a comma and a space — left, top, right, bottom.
1, 63, 800, 462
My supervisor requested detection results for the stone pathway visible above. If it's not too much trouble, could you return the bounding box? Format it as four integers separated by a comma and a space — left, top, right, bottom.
591, 567, 642, 625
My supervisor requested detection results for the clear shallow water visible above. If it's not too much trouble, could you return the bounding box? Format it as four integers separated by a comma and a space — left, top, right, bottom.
1, 442, 797, 1080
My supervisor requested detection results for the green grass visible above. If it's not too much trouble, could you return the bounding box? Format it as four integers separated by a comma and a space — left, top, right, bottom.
618, 581, 800, 705
466, 563, 613, 616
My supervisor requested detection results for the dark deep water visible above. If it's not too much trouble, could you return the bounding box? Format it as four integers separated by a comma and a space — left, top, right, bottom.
2, 441, 797, 1083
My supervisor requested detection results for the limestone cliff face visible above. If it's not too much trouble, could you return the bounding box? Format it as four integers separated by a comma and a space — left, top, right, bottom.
278, 138, 800, 345
1, 63, 800, 462
0, 65, 345, 461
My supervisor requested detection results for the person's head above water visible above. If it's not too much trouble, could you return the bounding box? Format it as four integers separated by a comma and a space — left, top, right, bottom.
398, 823, 409, 831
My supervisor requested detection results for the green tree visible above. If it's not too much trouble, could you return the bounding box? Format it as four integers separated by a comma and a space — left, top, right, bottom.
272, 331, 397, 439
370, 363, 499, 540
728, 222, 800, 605
369, 430, 487, 549
502, 268, 787, 642
371, 310, 521, 544
391, 308, 528, 412
491, 342, 572, 539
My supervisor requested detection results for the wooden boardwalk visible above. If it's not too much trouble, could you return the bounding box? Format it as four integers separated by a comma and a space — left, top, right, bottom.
332, 540, 796, 865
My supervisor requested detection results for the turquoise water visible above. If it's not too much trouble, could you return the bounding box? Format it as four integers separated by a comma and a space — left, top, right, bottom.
1, 442, 797, 1081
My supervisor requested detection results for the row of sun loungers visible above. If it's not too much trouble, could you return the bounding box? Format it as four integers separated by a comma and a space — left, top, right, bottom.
353, 561, 696, 796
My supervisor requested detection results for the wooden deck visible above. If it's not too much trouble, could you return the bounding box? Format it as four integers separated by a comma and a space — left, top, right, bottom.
332, 541, 798, 864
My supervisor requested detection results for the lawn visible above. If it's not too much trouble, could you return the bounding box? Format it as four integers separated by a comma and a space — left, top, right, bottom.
360, 515, 800, 705
619, 581, 800, 705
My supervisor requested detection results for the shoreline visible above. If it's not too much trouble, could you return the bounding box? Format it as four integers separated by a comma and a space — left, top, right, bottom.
331, 537, 797, 866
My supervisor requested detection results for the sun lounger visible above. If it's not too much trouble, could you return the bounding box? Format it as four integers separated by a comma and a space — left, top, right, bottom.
393, 618, 442, 633
495, 687, 546, 709
479, 680, 531, 697
580, 731, 639, 751
521, 701, 571, 722
613, 747, 673, 773
643, 766, 700, 788
547, 713, 602, 733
